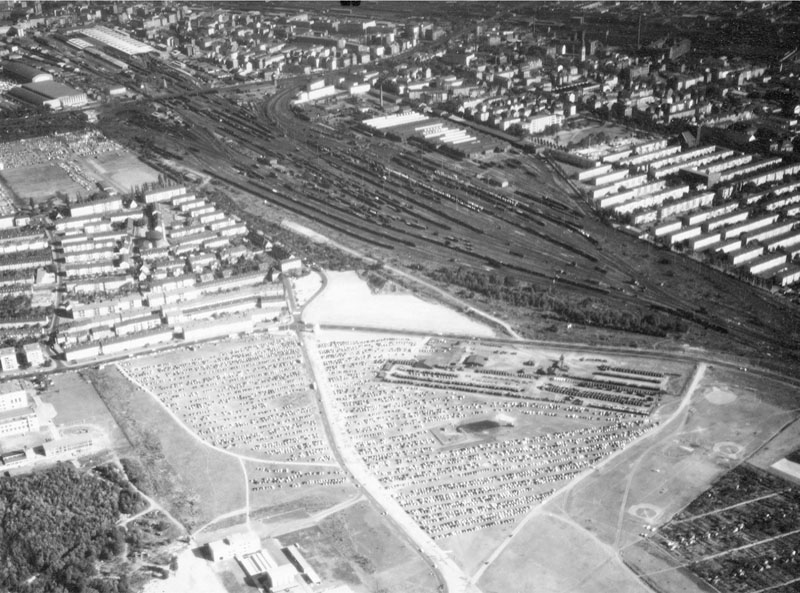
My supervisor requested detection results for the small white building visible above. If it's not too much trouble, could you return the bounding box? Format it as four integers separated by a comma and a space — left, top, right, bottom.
22, 343, 45, 367
0, 347, 18, 372
207, 531, 261, 562
280, 257, 303, 275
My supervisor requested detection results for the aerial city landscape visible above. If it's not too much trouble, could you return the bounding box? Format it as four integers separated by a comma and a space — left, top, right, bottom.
2, 1, 800, 593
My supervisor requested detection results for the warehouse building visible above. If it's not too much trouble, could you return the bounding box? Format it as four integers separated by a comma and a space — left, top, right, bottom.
8, 81, 88, 109
2, 61, 53, 83
79, 26, 155, 57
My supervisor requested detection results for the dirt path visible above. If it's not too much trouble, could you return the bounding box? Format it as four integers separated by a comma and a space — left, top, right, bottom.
471, 363, 706, 584
115, 363, 339, 468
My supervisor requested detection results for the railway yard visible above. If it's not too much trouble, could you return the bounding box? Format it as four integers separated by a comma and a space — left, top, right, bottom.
90, 58, 800, 374
5, 4, 800, 593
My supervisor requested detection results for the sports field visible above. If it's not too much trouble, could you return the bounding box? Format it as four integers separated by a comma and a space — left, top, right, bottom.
1, 163, 85, 202
475, 364, 800, 593
76, 151, 160, 193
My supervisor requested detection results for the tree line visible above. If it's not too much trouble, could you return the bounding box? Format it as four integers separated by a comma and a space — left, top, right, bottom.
429, 266, 689, 337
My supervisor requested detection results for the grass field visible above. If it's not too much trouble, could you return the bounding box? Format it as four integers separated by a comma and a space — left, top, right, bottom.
40, 372, 133, 452
76, 151, 160, 194
478, 512, 650, 593
83, 365, 246, 530
281, 500, 440, 593
1, 163, 85, 202
474, 364, 800, 593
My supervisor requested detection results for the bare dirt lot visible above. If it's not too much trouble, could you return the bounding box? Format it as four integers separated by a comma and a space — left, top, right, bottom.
76, 151, 160, 193
281, 500, 440, 593
303, 270, 496, 337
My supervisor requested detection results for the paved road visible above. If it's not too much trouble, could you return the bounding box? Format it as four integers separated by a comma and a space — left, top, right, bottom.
300, 331, 477, 593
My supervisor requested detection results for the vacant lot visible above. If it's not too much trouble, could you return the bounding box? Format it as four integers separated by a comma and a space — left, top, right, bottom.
282, 500, 439, 593
303, 270, 496, 336
479, 511, 650, 593
1, 163, 85, 202
84, 365, 246, 530
76, 151, 160, 193
40, 371, 132, 453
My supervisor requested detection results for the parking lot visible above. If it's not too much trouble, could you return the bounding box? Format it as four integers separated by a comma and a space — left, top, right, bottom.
318, 336, 659, 539
119, 335, 333, 463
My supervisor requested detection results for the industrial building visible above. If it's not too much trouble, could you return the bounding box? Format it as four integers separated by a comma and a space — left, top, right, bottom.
238, 540, 299, 592
2, 61, 53, 83
8, 81, 88, 109
79, 26, 154, 57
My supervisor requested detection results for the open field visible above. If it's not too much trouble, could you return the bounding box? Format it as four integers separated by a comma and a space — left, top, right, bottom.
281, 500, 440, 593
76, 150, 160, 194
478, 511, 650, 593
243, 459, 361, 538
303, 270, 496, 337
142, 547, 228, 593
39, 371, 132, 453
119, 334, 333, 463
84, 364, 246, 530
470, 363, 800, 593
0, 162, 85, 202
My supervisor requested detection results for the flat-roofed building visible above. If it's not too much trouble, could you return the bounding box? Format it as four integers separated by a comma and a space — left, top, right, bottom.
70, 197, 123, 218
668, 225, 702, 245
0, 380, 38, 438
0, 407, 39, 437
144, 186, 187, 204
654, 220, 682, 238
722, 214, 780, 240
729, 244, 764, 266
208, 531, 261, 562
238, 539, 298, 592
775, 265, 800, 287
715, 238, 743, 253
0, 347, 18, 372
80, 26, 155, 56
43, 434, 94, 458
0, 380, 26, 412
64, 341, 102, 362
101, 327, 173, 355
748, 252, 787, 275
22, 343, 45, 367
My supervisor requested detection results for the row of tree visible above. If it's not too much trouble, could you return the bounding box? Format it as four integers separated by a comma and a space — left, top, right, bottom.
429, 266, 688, 337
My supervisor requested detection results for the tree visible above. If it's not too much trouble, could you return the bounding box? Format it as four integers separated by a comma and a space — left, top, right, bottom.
507, 123, 526, 137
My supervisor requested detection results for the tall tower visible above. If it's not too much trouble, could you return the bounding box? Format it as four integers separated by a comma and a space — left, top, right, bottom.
637, 13, 642, 49
580, 29, 586, 62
